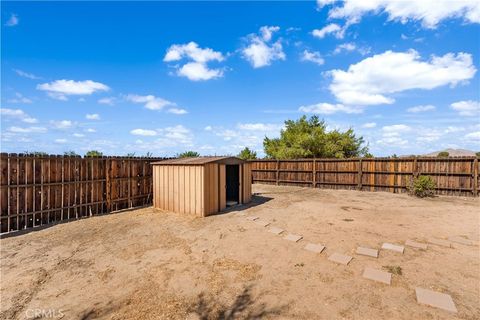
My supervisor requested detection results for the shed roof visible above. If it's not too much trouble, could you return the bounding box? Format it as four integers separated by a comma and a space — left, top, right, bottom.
151, 156, 245, 166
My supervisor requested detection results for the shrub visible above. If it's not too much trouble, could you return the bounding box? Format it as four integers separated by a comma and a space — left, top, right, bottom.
177, 151, 200, 158
437, 151, 449, 157
238, 147, 257, 160
85, 150, 103, 157
409, 175, 436, 198
476, 151, 480, 157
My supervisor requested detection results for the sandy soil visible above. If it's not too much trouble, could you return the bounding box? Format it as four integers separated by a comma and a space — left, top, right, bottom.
1, 184, 479, 320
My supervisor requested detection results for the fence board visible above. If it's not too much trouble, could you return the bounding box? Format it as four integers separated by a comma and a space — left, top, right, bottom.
250, 157, 479, 197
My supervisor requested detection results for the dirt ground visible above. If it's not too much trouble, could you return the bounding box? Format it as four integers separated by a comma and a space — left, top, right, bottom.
1, 184, 479, 320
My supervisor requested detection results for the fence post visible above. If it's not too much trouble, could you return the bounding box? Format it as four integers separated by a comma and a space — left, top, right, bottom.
276, 160, 279, 185
312, 159, 316, 188
357, 158, 362, 191
473, 158, 478, 197
106, 158, 111, 213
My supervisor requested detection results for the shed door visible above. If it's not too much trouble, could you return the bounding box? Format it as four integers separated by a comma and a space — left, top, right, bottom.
226, 165, 239, 205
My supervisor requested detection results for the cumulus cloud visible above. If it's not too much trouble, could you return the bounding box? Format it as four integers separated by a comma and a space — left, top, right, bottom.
465, 131, 480, 141
125, 94, 176, 111
164, 42, 224, 81
329, 50, 476, 105
300, 50, 325, 65
7, 92, 33, 104
86, 113, 100, 120
407, 105, 436, 113
167, 108, 188, 115
50, 120, 73, 129
5, 13, 18, 27
130, 129, 157, 136
242, 26, 285, 68
97, 97, 116, 106
333, 42, 356, 54
1, 108, 38, 123
362, 122, 376, 128
37, 80, 109, 100
312, 23, 344, 39
450, 100, 479, 116
73, 133, 85, 138
8, 126, 47, 133
319, 0, 480, 28
55, 139, 67, 144
237, 123, 282, 131
13, 69, 41, 80
299, 102, 362, 114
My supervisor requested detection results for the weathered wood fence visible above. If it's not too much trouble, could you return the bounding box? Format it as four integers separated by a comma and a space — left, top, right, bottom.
0, 153, 165, 234
249, 157, 479, 197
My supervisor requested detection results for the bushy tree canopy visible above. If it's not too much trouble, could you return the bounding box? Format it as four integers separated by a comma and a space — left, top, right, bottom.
238, 147, 257, 160
177, 151, 200, 158
85, 150, 103, 157
263, 115, 368, 159
437, 151, 449, 157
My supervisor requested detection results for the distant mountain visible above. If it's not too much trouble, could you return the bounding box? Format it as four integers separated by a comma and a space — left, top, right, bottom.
424, 148, 477, 157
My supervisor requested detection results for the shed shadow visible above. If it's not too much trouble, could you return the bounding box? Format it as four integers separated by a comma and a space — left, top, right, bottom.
217, 194, 273, 215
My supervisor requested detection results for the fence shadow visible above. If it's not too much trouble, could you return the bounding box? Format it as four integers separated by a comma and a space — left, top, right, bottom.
188, 285, 288, 319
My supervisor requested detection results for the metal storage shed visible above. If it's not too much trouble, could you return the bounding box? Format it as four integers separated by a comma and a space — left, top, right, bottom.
151, 157, 252, 217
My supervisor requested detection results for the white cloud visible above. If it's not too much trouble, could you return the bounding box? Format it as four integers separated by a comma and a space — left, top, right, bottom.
237, 123, 282, 131
86, 128, 96, 133
5, 13, 18, 27
204, 126, 213, 131
13, 69, 41, 80
450, 100, 479, 116
1, 108, 38, 123
55, 139, 67, 144
73, 133, 85, 138
333, 42, 356, 54
161, 125, 193, 144
407, 104, 436, 113
164, 42, 224, 81
329, 50, 476, 105
465, 131, 480, 141
37, 80, 109, 100
86, 113, 100, 120
382, 124, 411, 136
177, 62, 223, 81
300, 50, 325, 65
242, 26, 285, 68
8, 126, 47, 133
130, 129, 157, 136
167, 108, 188, 115
321, 0, 480, 29
125, 94, 175, 110
299, 102, 362, 114
97, 97, 116, 106
7, 92, 33, 104
50, 120, 73, 129
362, 122, 376, 128
312, 23, 344, 39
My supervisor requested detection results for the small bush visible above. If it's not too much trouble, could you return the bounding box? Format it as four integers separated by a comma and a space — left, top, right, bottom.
437, 151, 449, 157
409, 175, 436, 198
177, 151, 200, 158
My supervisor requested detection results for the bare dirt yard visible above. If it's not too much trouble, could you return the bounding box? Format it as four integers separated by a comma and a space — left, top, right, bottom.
1, 184, 479, 320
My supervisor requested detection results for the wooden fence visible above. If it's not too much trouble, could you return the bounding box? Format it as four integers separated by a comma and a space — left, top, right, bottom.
249, 157, 479, 197
0, 153, 165, 234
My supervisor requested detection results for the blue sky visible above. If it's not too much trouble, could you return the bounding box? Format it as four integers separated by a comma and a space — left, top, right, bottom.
1, 1, 479, 157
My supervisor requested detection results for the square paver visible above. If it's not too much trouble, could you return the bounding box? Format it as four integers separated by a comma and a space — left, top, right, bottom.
246, 216, 259, 221
304, 243, 325, 254
356, 246, 378, 258
405, 240, 428, 250
254, 220, 270, 227
415, 287, 457, 313
328, 253, 353, 265
267, 227, 284, 235
381, 242, 404, 253
283, 234, 303, 242
428, 238, 452, 248
362, 267, 391, 285
448, 236, 474, 246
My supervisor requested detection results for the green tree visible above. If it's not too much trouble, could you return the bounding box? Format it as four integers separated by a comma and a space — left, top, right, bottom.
476, 152, 480, 157
64, 151, 79, 156
238, 147, 257, 160
85, 150, 103, 157
263, 115, 368, 159
437, 151, 449, 157
126, 152, 136, 157
177, 151, 200, 158
24, 151, 48, 156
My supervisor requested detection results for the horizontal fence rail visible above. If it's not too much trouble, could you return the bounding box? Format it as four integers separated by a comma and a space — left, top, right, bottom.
0, 153, 167, 234
249, 157, 479, 197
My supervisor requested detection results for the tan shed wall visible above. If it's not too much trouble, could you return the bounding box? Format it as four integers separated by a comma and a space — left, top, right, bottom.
219, 164, 226, 211
242, 162, 252, 203
203, 163, 219, 216
153, 165, 204, 216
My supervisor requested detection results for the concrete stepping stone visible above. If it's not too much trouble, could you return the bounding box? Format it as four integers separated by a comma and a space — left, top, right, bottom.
268, 227, 284, 235
428, 238, 452, 248
356, 246, 378, 258
328, 253, 353, 265
448, 236, 474, 246
254, 220, 270, 227
381, 242, 404, 253
283, 234, 303, 242
304, 243, 325, 254
246, 216, 259, 221
363, 267, 391, 285
405, 240, 428, 250
415, 287, 457, 313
